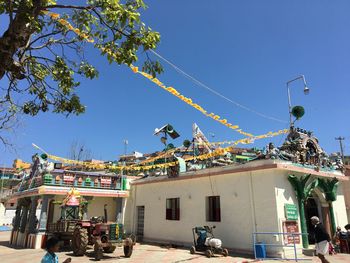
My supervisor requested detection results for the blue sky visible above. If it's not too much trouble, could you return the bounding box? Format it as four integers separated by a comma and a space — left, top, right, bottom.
1, 0, 350, 165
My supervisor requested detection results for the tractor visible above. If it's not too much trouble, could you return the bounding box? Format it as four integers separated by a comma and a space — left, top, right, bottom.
47, 188, 134, 260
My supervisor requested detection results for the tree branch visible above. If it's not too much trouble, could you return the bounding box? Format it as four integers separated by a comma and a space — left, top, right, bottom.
45, 5, 94, 10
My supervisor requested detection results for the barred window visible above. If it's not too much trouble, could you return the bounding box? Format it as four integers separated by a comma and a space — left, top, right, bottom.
166, 198, 180, 220
207, 196, 221, 222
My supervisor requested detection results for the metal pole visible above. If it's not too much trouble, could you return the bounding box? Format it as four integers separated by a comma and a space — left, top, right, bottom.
253, 233, 257, 259
286, 75, 308, 128
335, 137, 345, 163
287, 84, 292, 127
293, 234, 298, 262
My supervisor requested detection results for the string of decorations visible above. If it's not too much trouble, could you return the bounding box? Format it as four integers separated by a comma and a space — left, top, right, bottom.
42, 12, 290, 171
35, 127, 288, 172
128, 65, 254, 137
46, 12, 254, 137
47, 12, 291, 140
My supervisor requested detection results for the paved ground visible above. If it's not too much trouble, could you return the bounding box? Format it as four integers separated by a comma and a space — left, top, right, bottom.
1, 231, 350, 262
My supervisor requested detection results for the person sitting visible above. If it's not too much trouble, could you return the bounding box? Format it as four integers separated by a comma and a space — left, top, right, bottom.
41, 237, 71, 263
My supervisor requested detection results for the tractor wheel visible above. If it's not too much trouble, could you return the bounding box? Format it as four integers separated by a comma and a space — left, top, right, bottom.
205, 249, 213, 258
72, 226, 88, 256
123, 238, 133, 258
190, 246, 196, 254
94, 240, 103, 261
103, 245, 116, 253
222, 248, 229, 257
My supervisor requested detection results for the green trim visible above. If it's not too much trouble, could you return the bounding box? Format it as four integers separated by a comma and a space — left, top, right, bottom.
288, 174, 318, 249
317, 177, 339, 235
235, 155, 252, 160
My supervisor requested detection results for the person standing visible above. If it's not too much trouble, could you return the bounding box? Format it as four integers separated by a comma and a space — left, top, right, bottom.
41, 237, 71, 263
311, 216, 331, 263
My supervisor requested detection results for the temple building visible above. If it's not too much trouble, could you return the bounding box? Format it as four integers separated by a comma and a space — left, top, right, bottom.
8, 154, 132, 249
124, 127, 349, 257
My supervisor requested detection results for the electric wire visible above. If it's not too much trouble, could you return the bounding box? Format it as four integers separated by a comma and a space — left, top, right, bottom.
149, 49, 288, 124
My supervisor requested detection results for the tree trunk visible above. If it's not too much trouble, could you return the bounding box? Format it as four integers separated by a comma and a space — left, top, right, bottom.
298, 198, 309, 249
0, 0, 43, 80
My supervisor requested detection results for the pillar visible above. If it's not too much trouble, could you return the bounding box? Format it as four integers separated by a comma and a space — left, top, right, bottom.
28, 197, 39, 234
317, 178, 339, 237
121, 197, 127, 225
115, 197, 122, 223
297, 198, 309, 249
13, 205, 22, 231
328, 202, 336, 236
19, 205, 29, 233
38, 195, 53, 232
288, 174, 318, 249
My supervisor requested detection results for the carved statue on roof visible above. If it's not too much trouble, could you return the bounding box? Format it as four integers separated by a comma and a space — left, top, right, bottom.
266, 127, 344, 172
29, 153, 54, 179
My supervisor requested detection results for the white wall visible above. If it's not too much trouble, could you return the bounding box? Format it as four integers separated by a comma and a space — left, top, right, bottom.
126, 168, 283, 253
333, 186, 348, 230
125, 167, 349, 256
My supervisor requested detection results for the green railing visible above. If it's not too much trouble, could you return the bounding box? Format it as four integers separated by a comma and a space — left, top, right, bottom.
18, 174, 126, 192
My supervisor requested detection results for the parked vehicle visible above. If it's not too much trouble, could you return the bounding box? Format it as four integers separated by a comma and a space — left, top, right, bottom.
190, 225, 228, 258
47, 189, 134, 261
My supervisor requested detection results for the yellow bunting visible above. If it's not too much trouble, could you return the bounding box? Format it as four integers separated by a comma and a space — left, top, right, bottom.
44, 12, 291, 168
42, 128, 289, 172
46, 12, 255, 137
46, 12, 95, 43
128, 65, 254, 137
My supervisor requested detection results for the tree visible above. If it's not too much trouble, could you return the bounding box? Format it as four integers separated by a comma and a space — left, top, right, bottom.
69, 140, 92, 161
0, 0, 163, 145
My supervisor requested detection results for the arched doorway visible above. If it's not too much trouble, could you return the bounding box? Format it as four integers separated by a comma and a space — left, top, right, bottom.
304, 197, 320, 244
304, 189, 331, 244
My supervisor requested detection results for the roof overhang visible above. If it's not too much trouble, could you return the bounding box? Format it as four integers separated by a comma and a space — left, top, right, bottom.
9, 185, 129, 199
132, 159, 348, 186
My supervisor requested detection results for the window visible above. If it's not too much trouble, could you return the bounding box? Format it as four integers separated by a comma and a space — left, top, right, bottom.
207, 196, 221, 222
10, 203, 14, 207
166, 198, 180, 220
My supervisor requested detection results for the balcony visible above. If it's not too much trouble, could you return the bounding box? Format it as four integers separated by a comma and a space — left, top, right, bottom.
17, 171, 124, 192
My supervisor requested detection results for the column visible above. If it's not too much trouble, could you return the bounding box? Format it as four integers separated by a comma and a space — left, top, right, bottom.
328, 202, 337, 236
38, 195, 53, 232
19, 205, 29, 233
317, 178, 339, 236
115, 197, 122, 223
121, 197, 127, 225
13, 205, 22, 231
288, 174, 318, 249
28, 197, 39, 234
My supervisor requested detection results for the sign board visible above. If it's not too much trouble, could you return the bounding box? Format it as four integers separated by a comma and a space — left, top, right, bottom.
285, 204, 298, 220
282, 220, 300, 244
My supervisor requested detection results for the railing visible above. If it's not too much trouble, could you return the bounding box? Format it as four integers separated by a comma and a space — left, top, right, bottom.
253, 232, 311, 261
18, 174, 123, 192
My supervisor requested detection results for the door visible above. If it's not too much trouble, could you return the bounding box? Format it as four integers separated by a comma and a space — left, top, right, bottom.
305, 198, 319, 244
136, 206, 145, 241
